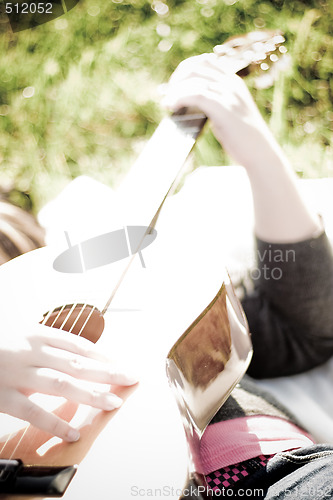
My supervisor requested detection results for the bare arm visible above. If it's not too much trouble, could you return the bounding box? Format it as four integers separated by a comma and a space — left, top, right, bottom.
162, 53, 321, 243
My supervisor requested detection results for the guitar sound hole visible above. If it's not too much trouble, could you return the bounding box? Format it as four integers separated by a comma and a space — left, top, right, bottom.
41, 304, 104, 344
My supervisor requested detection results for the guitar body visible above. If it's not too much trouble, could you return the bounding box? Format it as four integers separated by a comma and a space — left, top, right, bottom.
0, 170, 252, 499
0, 242, 194, 499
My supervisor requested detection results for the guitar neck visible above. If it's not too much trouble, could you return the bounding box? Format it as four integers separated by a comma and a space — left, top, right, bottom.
171, 107, 208, 140
115, 108, 207, 227
100, 108, 207, 315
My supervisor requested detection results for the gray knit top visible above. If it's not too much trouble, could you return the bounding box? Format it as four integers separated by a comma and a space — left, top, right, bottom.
211, 231, 333, 428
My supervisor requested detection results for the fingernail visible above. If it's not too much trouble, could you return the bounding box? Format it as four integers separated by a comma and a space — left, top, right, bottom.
110, 369, 139, 386
104, 394, 123, 411
124, 374, 139, 385
67, 428, 80, 442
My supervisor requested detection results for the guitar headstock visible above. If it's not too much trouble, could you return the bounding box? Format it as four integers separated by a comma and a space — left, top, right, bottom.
169, 30, 288, 140
213, 30, 288, 88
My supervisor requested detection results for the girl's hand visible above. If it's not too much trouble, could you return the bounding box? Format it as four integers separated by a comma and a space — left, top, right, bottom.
162, 53, 281, 170
0, 324, 138, 442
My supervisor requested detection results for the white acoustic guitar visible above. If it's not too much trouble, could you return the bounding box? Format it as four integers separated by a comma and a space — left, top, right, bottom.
0, 31, 285, 500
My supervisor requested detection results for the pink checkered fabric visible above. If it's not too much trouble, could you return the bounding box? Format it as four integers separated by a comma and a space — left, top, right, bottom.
205, 454, 275, 492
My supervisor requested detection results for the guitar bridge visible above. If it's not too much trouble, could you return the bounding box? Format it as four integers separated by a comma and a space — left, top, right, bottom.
0, 459, 77, 496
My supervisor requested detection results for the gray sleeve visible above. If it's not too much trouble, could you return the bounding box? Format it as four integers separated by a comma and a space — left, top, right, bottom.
241, 231, 333, 379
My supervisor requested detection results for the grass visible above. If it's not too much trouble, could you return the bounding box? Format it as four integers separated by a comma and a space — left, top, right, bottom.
0, 0, 332, 212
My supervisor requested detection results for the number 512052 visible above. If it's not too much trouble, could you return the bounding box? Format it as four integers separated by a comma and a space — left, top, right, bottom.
5, 3, 53, 14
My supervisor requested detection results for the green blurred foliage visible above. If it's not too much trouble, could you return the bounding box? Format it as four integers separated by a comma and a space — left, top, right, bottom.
0, 0, 332, 211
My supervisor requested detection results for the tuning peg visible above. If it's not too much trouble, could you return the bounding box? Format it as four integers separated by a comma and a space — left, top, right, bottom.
273, 34, 285, 45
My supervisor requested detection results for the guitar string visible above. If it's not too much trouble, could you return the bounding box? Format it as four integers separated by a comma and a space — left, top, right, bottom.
0, 435, 11, 456
0, 428, 18, 458
0, 307, 62, 459
2, 426, 30, 464
68, 303, 87, 333
100, 201, 164, 316
49, 304, 66, 328
59, 303, 77, 330
76, 306, 96, 337
0, 308, 58, 459
100, 111, 206, 316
